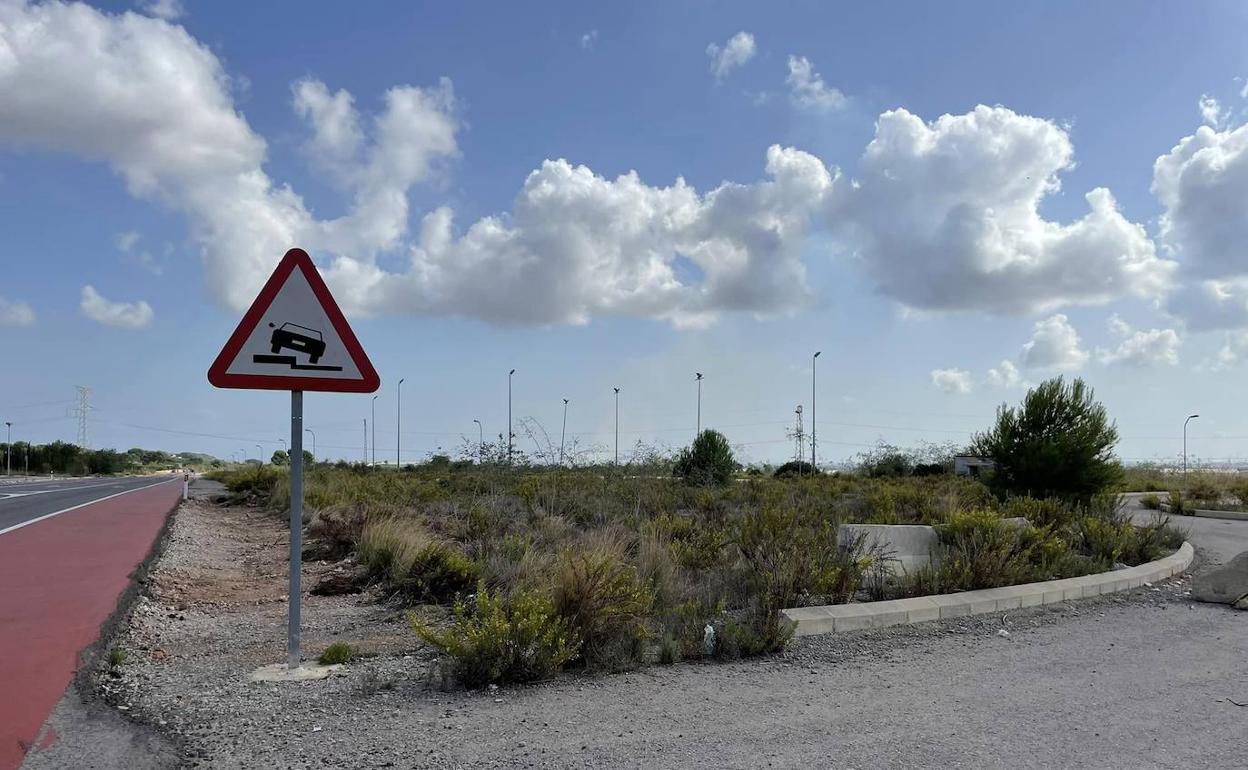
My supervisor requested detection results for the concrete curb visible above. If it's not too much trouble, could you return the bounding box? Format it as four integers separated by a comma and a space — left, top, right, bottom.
1158, 503, 1248, 522
782, 542, 1194, 637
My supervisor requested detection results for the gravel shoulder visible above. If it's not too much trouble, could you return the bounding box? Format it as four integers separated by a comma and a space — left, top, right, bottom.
34, 493, 1248, 769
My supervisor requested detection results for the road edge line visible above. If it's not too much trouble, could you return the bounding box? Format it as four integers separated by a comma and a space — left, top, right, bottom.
0, 478, 180, 537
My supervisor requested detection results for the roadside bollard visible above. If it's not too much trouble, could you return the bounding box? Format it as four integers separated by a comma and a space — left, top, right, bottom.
183, 473, 189, 501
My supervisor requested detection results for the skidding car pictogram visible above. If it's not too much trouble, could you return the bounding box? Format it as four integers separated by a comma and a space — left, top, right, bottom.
269, 322, 326, 364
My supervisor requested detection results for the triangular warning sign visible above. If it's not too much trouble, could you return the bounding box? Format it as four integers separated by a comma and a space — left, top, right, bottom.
208, 248, 380, 393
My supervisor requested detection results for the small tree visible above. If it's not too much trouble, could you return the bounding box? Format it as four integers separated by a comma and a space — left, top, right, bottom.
971, 377, 1121, 502
673, 430, 736, 486
271, 450, 290, 466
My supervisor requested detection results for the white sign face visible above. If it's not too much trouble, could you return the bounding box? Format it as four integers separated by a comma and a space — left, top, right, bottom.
208, 248, 379, 393
222, 267, 363, 381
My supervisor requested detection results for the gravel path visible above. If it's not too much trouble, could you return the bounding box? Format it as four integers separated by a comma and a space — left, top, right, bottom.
31, 493, 1248, 769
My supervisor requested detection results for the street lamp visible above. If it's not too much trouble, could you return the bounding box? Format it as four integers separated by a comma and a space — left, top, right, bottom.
695, 373, 703, 438
559, 398, 569, 467
255, 444, 263, 464
811, 351, 821, 474
4, 421, 10, 477
397, 378, 405, 469
613, 387, 620, 466
305, 429, 316, 462
1184, 414, 1199, 483
508, 369, 516, 465
371, 394, 378, 467
472, 419, 483, 460
363, 419, 368, 464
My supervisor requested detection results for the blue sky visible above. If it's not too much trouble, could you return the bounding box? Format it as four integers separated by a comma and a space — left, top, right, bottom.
3, 0, 1248, 466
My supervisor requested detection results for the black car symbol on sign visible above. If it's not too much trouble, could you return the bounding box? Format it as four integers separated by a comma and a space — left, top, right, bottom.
268, 322, 326, 364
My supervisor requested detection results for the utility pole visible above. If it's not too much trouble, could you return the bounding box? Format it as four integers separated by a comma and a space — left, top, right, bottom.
613, 387, 620, 466
811, 351, 821, 473
793, 406, 804, 464
305, 429, 316, 461
72, 385, 92, 448
363, 418, 368, 464
4, 421, 10, 477
371, 394, 377, 467
559, 398, 569, 467
1184, 414, 1199, 485
255, 444, 263, 463
695, 373, 703, 438
397, 377, 405, 469
506, 371, 516, 464
473, 419, 483, 461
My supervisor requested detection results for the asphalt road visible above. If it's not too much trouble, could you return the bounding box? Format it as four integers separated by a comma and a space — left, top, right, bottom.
0, 476, 179, 534
1124, 491, 1248, 564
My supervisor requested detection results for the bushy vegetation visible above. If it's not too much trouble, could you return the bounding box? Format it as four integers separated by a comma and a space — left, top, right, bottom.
972, 377, 1122, 503
0, 439, 210, 475
213, 409, 1187, 688
317, 641, 356, 665
673, 430, 737, 486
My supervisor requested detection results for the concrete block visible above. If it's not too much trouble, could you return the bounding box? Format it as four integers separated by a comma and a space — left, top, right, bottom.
1019, 589, 1044, 607
895, 596, 941, 624
928, 593, 973, 619
839, 523, 940, 574
782, 606, 835, 637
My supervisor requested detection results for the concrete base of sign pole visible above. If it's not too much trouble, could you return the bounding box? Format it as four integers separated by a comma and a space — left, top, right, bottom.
248, 662, 341, 683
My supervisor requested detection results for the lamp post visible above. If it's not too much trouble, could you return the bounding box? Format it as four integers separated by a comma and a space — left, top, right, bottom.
1183, 414, 1199, 483
363, 419, 368, 464
4, 421, 10, 477
559, 398, 569, 467
508, 369, 515, 465
473, 419, 483, 460
613, 387, 620, 466
371, 394, 378, 467
811, 351, 821, 474
255, 444, 263, 464
695, 373, 703, 438
305, 429, 316, 462
397, 378, 405, 469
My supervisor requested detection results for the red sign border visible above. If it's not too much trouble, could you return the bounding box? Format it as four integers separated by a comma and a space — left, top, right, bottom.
207, 248, 381, 393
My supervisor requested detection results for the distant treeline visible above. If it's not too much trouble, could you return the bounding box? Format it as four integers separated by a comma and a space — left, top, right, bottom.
0, 440, 217, 475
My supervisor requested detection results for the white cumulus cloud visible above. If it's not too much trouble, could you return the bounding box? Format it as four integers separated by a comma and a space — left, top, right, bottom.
1019, 314, 1089, 371
785, 55, 845, 111
706, 31, 755, 80
986, 359, 1028, 389
136, 0, 182, 21
1199, 95, 1228, 130
80, 285, 153, 328
833, 105, 1175, 315
1096, 315, 1181, 367
0, 296, 35, 326
580, 29, 598, 51
930, 368, 972, 394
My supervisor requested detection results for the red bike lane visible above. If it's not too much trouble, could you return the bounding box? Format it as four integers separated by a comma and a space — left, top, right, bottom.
0, 479, 182, 770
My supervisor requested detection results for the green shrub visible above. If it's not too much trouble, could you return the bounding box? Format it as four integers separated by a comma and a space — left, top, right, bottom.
972, 377, 1122, 503
999, 496, 1073, 529
712, 605, 795, 660
318, 641, 356, 665
1139, 493, 1161, 510
358, 519, 478, 603
414, 582, 579, 688
1186, 474, 1221, 503
1167, 490, 1187, 515
673, 430, 736, 486
935, 509, 1029, 590
772, 460, 814, 479
552, 545, 652, 672
108, 647, 126, 667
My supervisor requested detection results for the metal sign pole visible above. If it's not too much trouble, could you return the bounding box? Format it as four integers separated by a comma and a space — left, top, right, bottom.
288, 390, 304, 669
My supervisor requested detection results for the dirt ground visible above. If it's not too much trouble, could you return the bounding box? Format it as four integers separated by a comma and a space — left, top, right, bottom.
23, 484, 1248, 769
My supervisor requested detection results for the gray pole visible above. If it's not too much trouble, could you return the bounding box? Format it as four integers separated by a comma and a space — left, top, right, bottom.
288, 391, 304, 669
695, 373, 703, 438
508, 369, 515, 464
305, 429, 316, 461
363, 418, 368, 464
4, 422, 10, 477
560, 398, 569, 466
812, 351, 821, 473
473, 419, 483, 460
371, 395, 377, 467
397, 378, 405, 468
255, 444, 262, 463
1184, 414, 1199, 483
614, 387, 620, 465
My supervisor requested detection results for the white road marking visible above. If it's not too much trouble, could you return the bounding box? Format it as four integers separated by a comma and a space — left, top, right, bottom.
0, 478, 180, 537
